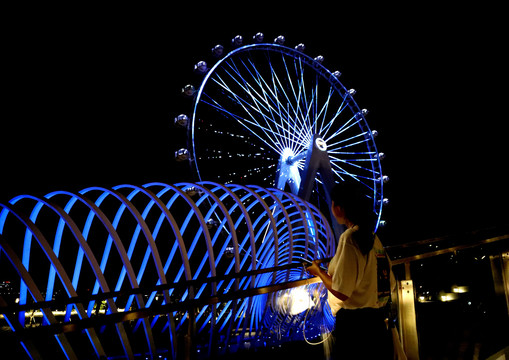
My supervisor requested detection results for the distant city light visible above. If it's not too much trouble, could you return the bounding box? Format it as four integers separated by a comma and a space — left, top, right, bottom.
452, 285, 469, 293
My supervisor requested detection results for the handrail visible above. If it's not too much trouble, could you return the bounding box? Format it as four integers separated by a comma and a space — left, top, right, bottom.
2, 276, 323, 337
0, 257, 332, 314
390, 233, 509, 265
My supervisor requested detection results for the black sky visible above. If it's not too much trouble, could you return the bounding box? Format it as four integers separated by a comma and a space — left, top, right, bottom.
2, 3, 508, 245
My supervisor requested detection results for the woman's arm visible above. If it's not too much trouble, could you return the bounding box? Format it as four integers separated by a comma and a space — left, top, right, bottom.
306, 261, 349, 301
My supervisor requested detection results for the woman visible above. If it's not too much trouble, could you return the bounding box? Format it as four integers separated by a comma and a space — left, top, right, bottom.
306, 182, 394, 359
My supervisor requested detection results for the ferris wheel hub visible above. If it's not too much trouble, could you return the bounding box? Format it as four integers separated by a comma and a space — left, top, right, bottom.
315, 137, 327, 151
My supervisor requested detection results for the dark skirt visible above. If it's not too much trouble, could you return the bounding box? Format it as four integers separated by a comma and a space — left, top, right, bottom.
334, 308, 393, 360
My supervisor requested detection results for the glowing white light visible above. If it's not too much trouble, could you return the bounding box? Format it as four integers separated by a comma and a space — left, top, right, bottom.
315, 137, 327, 151
277, 287, 313, 315
439, 291, 458, 302
452, 285, 469, 293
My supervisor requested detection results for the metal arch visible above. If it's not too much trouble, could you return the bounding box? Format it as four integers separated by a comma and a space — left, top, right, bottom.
247, 184, 295, 282
305, 201, 336, 258
2, 198, 108, 357
0, 183, 335, 358
224, 183, 280, 273
5, 195, 135, 359
177, 182, 243, 347
0, 292, 42, 359
143, 182, 219, 352
144, 182, 217, 286
194, 182, 259, 341
178, 182, 241, 276
220, 183, 283, 336
46, 190, 157, 356
268, 188, 313, 262
284, 189, 321, 260
0, 236, 79, 360
0, 205, 82, 360
82, 186, 177, 358
179, 182, 242, 290
112, 184, 195, 355
127, 184, 194, 284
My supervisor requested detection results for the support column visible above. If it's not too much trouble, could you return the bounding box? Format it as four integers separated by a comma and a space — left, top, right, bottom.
490, 251, 509, 316
398, 279, 420, 360
298, 134, 344, 239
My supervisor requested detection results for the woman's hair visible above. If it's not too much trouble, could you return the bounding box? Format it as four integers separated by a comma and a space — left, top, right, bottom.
330, 181, 377, 255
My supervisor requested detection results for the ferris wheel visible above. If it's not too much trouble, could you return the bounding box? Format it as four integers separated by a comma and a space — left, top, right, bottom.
175, 33, 387, 230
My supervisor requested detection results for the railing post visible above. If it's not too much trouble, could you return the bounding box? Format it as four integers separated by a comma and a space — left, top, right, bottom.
398, 265, 420, 359
490, 251, 509, 316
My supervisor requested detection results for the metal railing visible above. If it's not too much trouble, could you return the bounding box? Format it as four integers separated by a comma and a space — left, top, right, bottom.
386, 227, 509, 360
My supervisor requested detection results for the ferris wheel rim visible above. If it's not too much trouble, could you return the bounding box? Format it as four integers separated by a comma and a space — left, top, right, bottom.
187, 39, 385, 228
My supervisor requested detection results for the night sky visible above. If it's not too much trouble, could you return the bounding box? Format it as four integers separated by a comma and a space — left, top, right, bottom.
2, 4, 508, 245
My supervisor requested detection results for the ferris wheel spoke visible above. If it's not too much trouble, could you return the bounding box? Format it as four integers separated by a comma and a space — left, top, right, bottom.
296, 57, 312, 128
223, 58, 273, 115
311, 74, 320, 134
315, 85, 335, 136
242, 57, 292, 125
241, 66, 290, 149
330, 161, 377, 191
213, 69, 272, 119
268, 57, 308, 151
324, 111, 356, 139
284, 55, 313, 135
210, 73, 288, 148
333, 151, 377, 155
320, 98, 350, 141
327, 131, 368, 148
278, 55, 317, 154
331, 157, 380, 176
270, 54, 313, 136
201, 95, 285, 156
221, 56, 309, 153
328, 153, 378, 164
236, 55, 297, 134
331, 137, 371, 151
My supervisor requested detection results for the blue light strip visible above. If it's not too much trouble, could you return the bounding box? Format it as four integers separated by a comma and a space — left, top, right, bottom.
0, 182, 335, 357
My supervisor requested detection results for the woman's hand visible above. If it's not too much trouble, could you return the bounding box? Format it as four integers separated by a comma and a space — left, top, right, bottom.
305, 260, 349, 301
305, 260, 323, 277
